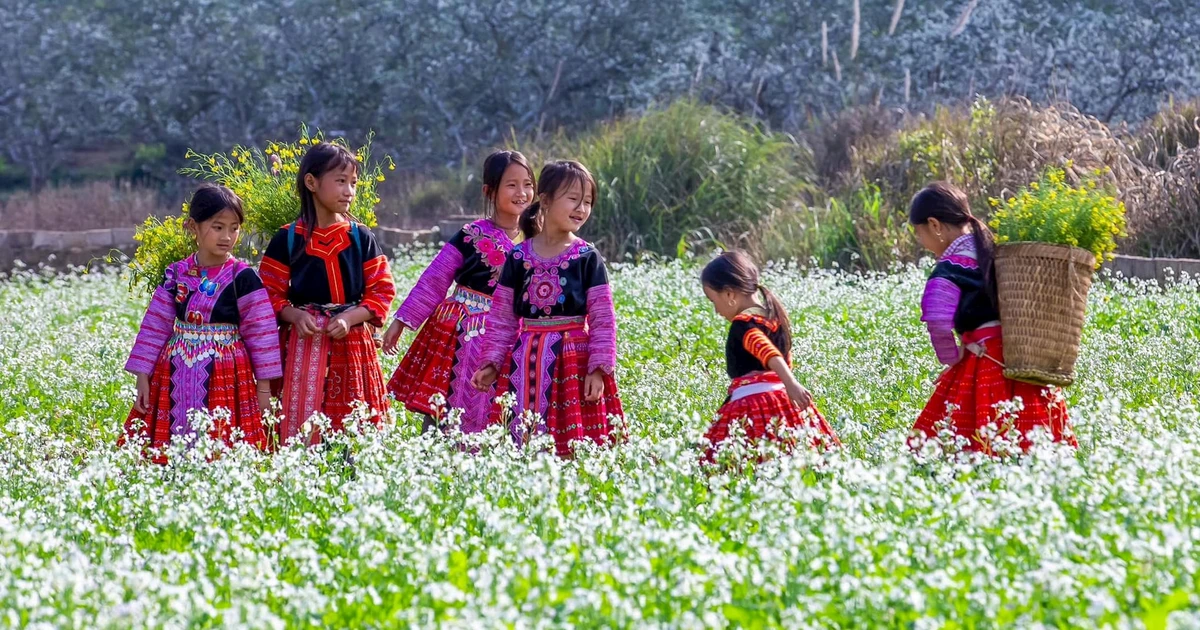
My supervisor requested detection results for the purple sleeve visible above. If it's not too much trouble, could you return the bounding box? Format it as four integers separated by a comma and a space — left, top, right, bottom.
393, 242, 463, 329
585, 284, 617, 374
480, 285, 520, 370
920, 277, 962, 366
125, 280, 177, 375
237, 284, 284, 380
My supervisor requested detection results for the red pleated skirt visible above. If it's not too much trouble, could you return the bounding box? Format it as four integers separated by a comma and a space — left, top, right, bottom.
388, 287, 494, 430
911, 325, 1077, 454
488, 316, 623, 457
120, 321, 267, 464
276, 312, 389, 446
704, 371, 841, 463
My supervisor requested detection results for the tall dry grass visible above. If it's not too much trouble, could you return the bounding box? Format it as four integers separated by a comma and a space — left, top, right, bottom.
0, 181, 165, 231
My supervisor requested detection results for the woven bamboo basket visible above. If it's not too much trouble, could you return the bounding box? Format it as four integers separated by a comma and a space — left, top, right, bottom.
993, 242, 1096, 387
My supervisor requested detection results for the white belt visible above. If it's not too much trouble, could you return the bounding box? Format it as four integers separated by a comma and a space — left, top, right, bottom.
730, 382, 786, 402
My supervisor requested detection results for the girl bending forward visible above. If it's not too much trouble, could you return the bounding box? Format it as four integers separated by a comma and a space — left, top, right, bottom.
700, 250, 840, 462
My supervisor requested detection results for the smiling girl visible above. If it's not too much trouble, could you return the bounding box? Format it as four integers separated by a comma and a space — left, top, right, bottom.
259, 142, 396, 445
472, 160, 623, 457
384, 150, 535, 432
121, 184, 283, 463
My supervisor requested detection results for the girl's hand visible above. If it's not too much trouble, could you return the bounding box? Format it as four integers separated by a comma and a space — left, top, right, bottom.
283, 306, 321, 337
472, 366, 498, 392
584, 370, 605, 402
381, 321, 405, 355
256, 383, 272, 415
785, 380, 814, 410
325, 315, 352, 340
134, 373, 152, 413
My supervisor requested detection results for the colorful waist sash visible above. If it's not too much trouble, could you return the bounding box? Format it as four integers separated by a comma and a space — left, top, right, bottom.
166, 320, 241, 367
520, 315, 587, 334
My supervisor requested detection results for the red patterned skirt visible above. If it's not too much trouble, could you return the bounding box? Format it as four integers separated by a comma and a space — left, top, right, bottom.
276, 308, 389, 446
120, 320, 267, 464
704, 371, 841, 463
388, 287, 494, 430
488, 316, 623, 457
911, 325, 1077, 454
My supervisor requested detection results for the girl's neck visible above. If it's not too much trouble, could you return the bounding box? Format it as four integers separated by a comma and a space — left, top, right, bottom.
734, 294, 764, 315
535, 228, 576, 248
492, 211, 519, 230
935, 226, 973, 258
314, 205, 347, 228
195, 250, 231, 268
491, 213, 521, 239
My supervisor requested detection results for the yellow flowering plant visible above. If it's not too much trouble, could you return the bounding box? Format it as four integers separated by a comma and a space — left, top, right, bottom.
988, 163, 1126, 267
127, 126, 395, 294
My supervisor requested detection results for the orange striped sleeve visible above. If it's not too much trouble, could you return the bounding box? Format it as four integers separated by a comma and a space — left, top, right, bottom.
360, 254, 395, 325
743, 328, 783, 367
258, 255, 291, 315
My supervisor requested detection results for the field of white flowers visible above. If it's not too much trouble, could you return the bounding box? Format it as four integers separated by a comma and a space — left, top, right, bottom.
1, 253, 1199, 628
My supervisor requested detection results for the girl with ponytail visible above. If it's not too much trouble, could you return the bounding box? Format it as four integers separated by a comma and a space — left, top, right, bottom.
384, 150, 534, 432
908, 182, 1076, 454
472, 160, 624, 457
699, 250, 840, 463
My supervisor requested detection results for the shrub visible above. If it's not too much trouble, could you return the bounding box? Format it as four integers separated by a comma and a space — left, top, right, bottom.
989, 164, 1127, 267
853, 98, 1146, 224
517, 100, 817, 259
128, 128, 394, 294
762, 183, 916, 269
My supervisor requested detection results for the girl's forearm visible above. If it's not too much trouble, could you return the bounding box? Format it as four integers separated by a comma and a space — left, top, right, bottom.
767, 356, 801, 388
343, 306, 374, 327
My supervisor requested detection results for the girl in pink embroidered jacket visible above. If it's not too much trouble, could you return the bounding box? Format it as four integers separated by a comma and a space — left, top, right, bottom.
472, 160, 623, 457
383, 151, 535, 431
121, 185, 282, 463
909, 182, 1077, 456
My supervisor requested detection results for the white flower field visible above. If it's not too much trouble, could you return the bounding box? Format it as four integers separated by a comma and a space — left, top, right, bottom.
0, 254, 1198, 628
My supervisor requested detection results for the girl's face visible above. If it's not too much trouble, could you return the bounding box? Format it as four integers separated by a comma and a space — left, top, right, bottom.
188, 209, 241, 261
703, 285, 743, 322
911, 218, 949, 257
306, 163, 358, 216
540, 179, 593, 234
490, 163, 535, 219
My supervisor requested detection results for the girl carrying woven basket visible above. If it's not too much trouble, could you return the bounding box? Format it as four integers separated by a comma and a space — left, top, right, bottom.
907, 182, 1077, 455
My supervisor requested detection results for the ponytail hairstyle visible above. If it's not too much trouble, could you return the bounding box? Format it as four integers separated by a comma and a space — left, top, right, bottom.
481, 150, 535, 219
908, 181, 997, 305
701, 250, 792, 356
295, 142, 358, 228
519, 160, 597, 239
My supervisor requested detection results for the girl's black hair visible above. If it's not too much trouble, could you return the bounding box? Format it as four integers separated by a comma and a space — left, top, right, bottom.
296, 142, 358, 227
188, 183, 245, 224
909, 181, 997, 305
701, 250, 792, 357
481, 150, 535, 219
519, 160, 597, 239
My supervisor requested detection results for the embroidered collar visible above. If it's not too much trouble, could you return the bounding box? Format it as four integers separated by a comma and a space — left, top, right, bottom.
940, 233, 978, 270
733, 307, 779, 332
472, 218, 522, 244
519, 238, 590, 264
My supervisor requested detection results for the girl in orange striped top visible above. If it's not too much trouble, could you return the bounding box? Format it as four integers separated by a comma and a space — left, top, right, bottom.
700, 251, 840, 462
258, 142, 396, 445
